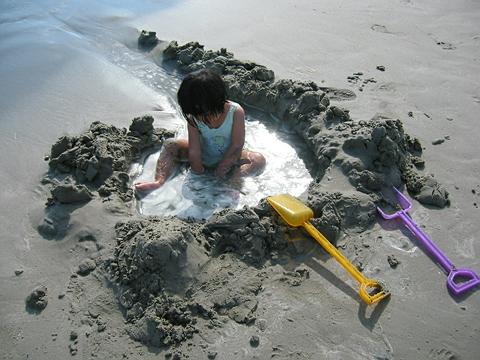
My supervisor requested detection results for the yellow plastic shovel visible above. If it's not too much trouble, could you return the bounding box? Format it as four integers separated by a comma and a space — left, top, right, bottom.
267, 194, 390, 305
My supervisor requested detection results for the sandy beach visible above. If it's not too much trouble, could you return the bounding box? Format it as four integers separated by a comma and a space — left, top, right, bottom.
1, 0, 480, 359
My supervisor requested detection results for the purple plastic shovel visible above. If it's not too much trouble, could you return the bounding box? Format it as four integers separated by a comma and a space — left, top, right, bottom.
377, 187, 480, 296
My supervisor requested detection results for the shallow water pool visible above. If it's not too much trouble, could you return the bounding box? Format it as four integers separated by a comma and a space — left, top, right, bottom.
131, 112, 313, 219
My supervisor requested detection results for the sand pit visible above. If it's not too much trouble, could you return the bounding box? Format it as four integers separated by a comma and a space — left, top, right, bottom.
34, 34, 458, 356
131, 114, 313, 219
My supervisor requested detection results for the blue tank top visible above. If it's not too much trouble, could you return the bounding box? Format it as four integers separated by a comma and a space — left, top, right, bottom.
195, 101, 239, 167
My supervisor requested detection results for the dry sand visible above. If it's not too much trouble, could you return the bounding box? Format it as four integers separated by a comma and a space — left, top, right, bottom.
1, 0, 480, 359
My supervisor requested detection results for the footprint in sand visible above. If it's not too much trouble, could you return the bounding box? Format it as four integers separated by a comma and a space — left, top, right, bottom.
319, 87, 356, 101
436, 41, 456, 50
398, 277, 414, 296
428, 33, 456, 50
371, 24, 392, 34
374, 82, 396, 92
455, 236, 475, 259
428, 348, 458, 360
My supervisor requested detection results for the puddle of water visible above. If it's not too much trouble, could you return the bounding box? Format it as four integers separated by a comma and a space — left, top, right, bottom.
132, 114, 313, 219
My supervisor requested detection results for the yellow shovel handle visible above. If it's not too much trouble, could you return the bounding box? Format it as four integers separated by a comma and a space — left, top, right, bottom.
303, 221, 367, 284
303, 221, 389, 305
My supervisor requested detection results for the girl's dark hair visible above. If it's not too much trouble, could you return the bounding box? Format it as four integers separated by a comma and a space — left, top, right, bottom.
177, 69, 226, 127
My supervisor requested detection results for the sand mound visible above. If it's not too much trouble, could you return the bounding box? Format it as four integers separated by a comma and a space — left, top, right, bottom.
106, 217, 206, 346
104, 207, 286, 346
47, 116, 173, 202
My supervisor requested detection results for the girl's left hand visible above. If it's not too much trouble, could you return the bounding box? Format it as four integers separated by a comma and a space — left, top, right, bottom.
214, 164, 230, 179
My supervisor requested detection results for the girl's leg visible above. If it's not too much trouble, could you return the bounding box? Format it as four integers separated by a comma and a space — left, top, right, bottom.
237, 150, 266, 177
134, 139, 189, 191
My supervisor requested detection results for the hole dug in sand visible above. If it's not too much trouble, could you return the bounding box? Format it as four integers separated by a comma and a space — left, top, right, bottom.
131, 109, 313, 220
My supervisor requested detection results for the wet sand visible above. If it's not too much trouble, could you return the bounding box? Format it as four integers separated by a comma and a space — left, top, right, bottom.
1, 0, 480, 359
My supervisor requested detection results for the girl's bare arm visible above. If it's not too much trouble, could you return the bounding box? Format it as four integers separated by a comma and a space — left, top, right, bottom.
187, 123, 205, 174
215, 106, 245, 178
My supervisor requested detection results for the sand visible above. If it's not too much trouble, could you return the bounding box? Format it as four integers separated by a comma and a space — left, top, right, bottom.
1, 0, 480, 359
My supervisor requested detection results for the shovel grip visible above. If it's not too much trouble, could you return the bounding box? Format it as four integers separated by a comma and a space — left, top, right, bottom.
447, 268, 480, 296
359, 280, 390, 305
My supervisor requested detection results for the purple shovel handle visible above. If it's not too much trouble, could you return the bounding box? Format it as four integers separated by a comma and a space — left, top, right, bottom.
398, 212, 453, 272
377, 187, 480, 296
401, 213, 480, 295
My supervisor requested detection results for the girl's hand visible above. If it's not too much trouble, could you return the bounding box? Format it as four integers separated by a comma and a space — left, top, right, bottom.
214, 163, 230, 179
215, 158, 251, 179
190, 163, 205, 175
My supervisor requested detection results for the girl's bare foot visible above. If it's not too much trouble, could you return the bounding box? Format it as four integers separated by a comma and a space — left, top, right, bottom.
134, 179, 164, 191
238, 151, 266, 177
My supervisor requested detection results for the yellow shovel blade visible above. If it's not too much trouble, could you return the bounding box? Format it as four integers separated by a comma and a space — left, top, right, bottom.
267, 194, 314, 227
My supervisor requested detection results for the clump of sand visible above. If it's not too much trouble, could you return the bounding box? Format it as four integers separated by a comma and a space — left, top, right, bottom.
47, 116, 174, 201
25, 285, 48, 313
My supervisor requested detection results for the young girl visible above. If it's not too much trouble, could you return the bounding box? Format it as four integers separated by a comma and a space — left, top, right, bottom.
134, 69, 266, 191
